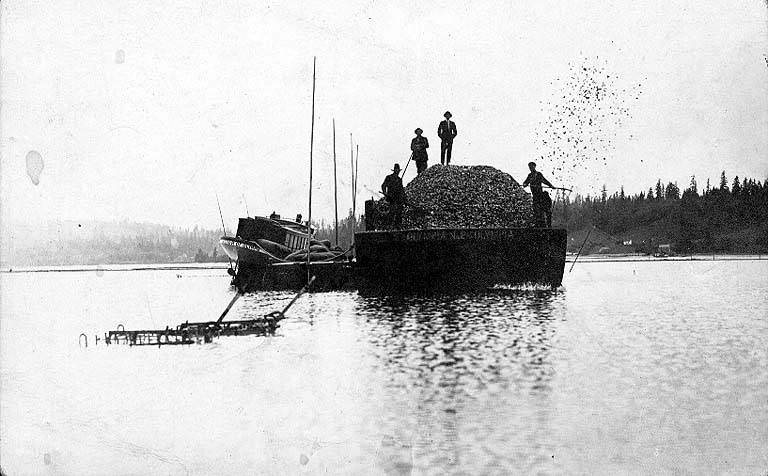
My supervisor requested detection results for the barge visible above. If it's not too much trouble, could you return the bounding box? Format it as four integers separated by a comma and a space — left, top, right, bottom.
222, 201, 566, 293
354, 226, 566, 293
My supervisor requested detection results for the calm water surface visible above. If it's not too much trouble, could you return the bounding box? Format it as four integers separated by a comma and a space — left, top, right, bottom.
1, 261, 766, 475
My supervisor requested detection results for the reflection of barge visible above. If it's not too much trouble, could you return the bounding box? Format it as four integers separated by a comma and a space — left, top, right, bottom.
220, 203, 567, 294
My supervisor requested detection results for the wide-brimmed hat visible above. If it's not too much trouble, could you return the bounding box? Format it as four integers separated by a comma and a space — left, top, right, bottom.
414, 128, 423, 134
393, 163, 401, 172
444, 111, 452, 118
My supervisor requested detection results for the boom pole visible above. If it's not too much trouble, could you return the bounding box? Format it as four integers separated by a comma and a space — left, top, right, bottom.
307, 57, 316, 283
569, 225, 593, 273
333, 118, 339, 246
350, 133, 355, 218
216, 192, 234, 272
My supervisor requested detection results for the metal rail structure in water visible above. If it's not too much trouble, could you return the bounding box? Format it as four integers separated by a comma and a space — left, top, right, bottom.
103, 316, 285, 346
79, 277, 315, 348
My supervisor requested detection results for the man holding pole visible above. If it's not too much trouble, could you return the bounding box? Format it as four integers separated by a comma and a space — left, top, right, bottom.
411, 128, 429, 174
437, 111, 457, 165
382, 163, 406, 229
522, 161, 556, 228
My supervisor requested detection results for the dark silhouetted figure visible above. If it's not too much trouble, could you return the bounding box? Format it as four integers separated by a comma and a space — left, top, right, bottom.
522, 162, 554, 228
411, 128, 429, 174
382, 163, 406, 229
437, 111, 457, 165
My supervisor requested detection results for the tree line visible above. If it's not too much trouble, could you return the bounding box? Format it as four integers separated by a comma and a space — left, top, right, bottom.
312, 211, 364, 250
550, 172, 768, 254
5, 224, 228, 267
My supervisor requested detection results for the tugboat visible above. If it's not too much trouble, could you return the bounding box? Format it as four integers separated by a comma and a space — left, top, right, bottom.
219, 213, 313, 270
219, 213, 354, 291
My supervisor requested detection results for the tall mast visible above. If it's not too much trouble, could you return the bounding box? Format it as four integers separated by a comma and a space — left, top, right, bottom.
355, 144, 359, 219
307, 57, 316, 282
350, 133, 355, 218
332, 118, 339, 246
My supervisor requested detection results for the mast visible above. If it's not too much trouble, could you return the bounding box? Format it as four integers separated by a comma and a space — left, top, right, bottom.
306, 57, 316, 282
350, 133, 355, 218
332, 118, 339, 246
355, 144, 359, 217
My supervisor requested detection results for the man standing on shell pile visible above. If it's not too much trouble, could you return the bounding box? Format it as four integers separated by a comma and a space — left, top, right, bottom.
522, 161, 555, 228
437, 111, 457, 165
381, 163, 406, 229
411, 128, 429, 174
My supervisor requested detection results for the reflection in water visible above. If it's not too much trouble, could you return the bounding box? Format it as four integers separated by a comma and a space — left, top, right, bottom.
355, 290, 566, 472
359, 290, 566, 397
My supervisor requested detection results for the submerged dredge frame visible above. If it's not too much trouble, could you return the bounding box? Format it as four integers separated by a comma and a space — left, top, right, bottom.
80, 315, 285, 347
86, 315, 285, 347
79, 278, 316, 348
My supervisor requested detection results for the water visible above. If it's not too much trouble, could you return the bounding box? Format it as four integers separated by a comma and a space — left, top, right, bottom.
1, 261, 766, 475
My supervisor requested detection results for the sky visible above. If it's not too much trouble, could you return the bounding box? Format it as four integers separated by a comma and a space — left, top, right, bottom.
1, 0, 766, 231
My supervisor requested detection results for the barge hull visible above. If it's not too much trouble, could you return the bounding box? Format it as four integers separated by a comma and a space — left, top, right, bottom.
354, 228, 566, 293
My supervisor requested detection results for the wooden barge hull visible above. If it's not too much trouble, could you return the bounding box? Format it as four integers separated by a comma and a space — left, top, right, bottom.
232, 228, 566, 293
354, 228, 566, 293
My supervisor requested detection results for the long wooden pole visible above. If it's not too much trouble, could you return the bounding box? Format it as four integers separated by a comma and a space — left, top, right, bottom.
569, 225, 593, 273
307, 57, 316, 283
350, 133, 355, 218
355, 144, 359, 202
216, 290, 242, 325
216, 193, 234, 271
332, 118, 339, 246
354, 143, 359, 223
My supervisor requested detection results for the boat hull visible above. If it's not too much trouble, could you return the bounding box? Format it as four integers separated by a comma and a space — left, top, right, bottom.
219, 237, 277, 268
232, 261, 355, 292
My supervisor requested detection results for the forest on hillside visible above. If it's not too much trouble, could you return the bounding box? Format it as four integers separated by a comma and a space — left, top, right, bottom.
550, 172, 768, 254
2, 222, 228, 267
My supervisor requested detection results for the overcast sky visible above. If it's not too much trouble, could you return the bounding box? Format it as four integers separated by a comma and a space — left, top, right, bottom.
1, 0, 766, 231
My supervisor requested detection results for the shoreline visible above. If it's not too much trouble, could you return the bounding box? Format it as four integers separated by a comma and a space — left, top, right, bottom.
0, 263, 231, 274
569, 254, 766, 263
1, 254, 766, 274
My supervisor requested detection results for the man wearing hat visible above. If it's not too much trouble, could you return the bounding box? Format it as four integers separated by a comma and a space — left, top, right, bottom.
522, 161, 555, 227
381, 163, 406, 228
410, 128, 430, 174
437, 111, 457, 165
